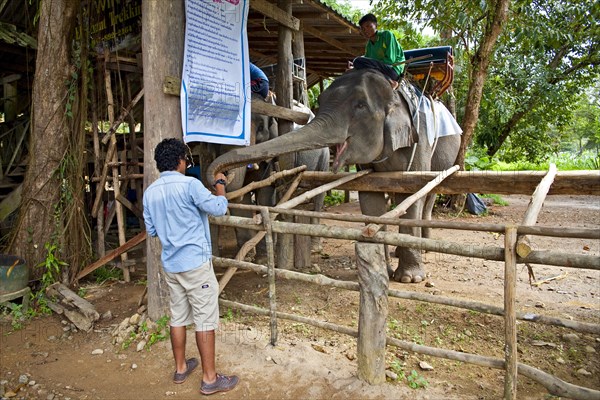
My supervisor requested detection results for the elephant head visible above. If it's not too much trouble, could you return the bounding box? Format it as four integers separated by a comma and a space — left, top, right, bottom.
206, 69, 417, 185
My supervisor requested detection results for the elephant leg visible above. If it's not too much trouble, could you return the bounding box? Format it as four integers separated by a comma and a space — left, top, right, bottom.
392, 194, 426, 283
422, 194, 436, 239
358, 191, 394, 277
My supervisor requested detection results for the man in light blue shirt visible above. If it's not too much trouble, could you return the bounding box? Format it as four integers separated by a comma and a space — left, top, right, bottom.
143, 138, 239, 395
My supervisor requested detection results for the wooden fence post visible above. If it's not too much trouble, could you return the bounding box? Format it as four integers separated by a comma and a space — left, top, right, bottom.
504, 225, 518, 399
261, 207, 278, 346
356, 242, 388, 384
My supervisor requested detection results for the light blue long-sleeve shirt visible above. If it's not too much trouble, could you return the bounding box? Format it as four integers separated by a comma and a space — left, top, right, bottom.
143, 171, 228, 273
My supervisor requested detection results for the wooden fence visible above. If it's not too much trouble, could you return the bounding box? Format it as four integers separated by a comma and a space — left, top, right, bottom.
209, 166, 600, 400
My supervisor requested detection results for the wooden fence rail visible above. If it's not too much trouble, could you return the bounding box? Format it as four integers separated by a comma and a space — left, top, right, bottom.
210, 200, 599, 399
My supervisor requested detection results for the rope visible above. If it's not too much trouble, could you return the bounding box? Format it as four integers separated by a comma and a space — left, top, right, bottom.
407, 62, 434, 172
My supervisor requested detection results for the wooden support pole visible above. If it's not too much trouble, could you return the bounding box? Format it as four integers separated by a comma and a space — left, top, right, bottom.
100, 88, 144, 145
504, 225, 518, 400
356, 242, 388, 384
362, 165, 459, 237
260, 207, 278, 346
516, 164, 557, 257
103, 58, 129, 281
91, 75, 105, 257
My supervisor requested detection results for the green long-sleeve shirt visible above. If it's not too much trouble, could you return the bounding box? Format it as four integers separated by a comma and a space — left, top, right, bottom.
365, 30, 405, 75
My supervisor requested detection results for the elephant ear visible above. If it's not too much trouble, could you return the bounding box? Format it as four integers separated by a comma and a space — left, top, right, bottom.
383, 92, 418, 154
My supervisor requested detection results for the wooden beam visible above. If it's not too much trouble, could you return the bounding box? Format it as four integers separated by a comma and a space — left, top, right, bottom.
250, 0, 300, 31
303, 23, 360, 57
300, 170, 600, 196
251, 98, 310, 124
75, 231, 147, 281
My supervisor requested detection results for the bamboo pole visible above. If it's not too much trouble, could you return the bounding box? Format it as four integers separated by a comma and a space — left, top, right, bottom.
218, 173, 304, 293
213, 257, 600, 335
261, 207, 278, 346
217, 297, 600, 400
104, 60, 129, 281
516, 164, 558, 257
225, 165, 306, 201
227, 203, 600, 240
213, 216, 600, 271
362, 165, 459, 237
100, 88, 144, 145
218, 170, 372, 293
504, 226, 518, 400
91, 78, 105, 257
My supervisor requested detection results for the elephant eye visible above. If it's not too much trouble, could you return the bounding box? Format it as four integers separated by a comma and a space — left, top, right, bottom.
355, 101, 368, 110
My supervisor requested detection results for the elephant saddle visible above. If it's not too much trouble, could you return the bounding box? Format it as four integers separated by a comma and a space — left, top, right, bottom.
403, 46, 454, 98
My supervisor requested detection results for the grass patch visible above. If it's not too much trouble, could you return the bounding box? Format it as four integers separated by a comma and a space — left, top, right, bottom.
480, 193, 509, 206
93, 265, 123, 284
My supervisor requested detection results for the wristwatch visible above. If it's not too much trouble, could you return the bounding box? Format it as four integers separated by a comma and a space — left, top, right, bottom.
213, 178, 227, 188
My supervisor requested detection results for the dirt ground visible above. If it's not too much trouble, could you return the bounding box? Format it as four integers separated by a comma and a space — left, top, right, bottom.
1, 194, 599, 399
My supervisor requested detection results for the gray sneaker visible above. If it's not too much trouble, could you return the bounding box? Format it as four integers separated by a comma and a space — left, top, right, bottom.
200, 373, 239, 395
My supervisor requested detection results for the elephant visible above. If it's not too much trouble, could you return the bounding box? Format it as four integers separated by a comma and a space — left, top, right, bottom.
212, 93, 330, 260
207, 68, 461, 282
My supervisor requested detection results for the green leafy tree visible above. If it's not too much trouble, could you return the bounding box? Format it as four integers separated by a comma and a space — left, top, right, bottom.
476, 0, 600, 159
372, 0, 511, 169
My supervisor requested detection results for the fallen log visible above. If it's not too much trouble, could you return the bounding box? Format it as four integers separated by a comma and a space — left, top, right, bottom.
46, 283, 100, 332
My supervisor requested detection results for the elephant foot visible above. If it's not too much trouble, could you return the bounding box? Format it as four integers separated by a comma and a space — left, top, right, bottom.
393, 265, 425, 283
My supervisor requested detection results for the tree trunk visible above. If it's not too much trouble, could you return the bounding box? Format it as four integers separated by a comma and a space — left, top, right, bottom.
142, 0, 185, 320
454, 0, 511, 168
9, 0, 79, 278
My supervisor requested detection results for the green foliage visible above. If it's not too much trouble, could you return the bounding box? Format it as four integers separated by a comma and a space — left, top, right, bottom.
389, 359, 406, 381
319, 0, 364, 23
146, 315, 170, 348
464, 148, 499, 171
93, 265, 123, 284
38, 243, 68, 290
407, 369, 429, 389
223, 308, 234, 323
324, 190, 345, 207
4, 302, 25, 330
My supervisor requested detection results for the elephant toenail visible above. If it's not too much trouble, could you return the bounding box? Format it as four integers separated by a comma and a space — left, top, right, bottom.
413, 276, 423, 283
400, 275, 412, 283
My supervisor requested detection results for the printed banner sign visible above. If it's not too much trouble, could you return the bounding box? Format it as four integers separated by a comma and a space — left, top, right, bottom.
181, 0, 250, 145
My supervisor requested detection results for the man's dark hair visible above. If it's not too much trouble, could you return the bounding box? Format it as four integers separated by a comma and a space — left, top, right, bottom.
154, 138, 187, 172
359, 13, 377, 27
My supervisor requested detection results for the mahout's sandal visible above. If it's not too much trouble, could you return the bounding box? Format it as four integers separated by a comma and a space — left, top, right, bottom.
200, 373, 239, 395
173, 358, 199, 384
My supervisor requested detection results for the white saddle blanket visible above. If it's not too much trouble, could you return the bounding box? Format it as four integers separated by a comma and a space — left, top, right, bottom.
418, 95, 462, 146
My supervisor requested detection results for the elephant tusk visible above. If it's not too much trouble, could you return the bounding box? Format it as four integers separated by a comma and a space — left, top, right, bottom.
332, 141, 349, 171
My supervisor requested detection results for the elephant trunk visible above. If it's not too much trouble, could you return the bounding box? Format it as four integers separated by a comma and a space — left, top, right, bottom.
206, 116, 342, 186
